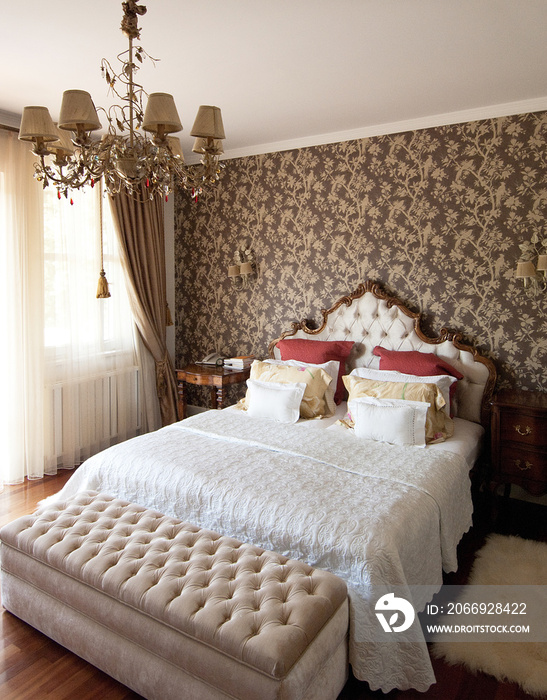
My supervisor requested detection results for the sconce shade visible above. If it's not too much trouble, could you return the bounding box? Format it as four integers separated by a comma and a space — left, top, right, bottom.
49, 124, 76, 155
240, 262, 253, 275
190, 106, 225, 140
142, 93, 182, 134
167, 136, 184, 161
537, 254, 547, 272
228, 264, 240, 277
19, 106, 59, 143
58, 90, 102, 132
515, 261, 536, 278
192, 137, 224, 155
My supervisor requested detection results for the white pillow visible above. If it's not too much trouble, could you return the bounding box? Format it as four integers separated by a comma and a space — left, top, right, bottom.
348, 396, 428, 447
265, 358, 339, 416
350, 366, 457, 416
246, 379, 306, 423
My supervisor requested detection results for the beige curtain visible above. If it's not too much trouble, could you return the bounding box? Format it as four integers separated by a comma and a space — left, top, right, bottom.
109, 185, 178, 426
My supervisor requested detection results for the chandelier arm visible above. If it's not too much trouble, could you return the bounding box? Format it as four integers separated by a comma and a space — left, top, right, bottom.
101, 48, 157, 104
33, 154, 100, 192
101, 55, 146, 134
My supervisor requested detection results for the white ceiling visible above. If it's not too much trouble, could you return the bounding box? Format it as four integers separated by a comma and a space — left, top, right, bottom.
2, 0, 546, 163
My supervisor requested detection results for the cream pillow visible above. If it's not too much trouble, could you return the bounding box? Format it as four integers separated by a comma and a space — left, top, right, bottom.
265, 358, 339, 416
350, 367, 457, 417
343, 374, 453, 443
246, 379, 306, 423
349, 397, 428, 447
244, 360, 332, 419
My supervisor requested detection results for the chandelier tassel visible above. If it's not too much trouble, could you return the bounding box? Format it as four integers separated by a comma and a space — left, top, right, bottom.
96, 181, 111, 299
97, 269, 110, 298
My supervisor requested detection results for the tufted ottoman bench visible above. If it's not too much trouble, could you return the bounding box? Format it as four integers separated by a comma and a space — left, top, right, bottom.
0, 491, 348, 700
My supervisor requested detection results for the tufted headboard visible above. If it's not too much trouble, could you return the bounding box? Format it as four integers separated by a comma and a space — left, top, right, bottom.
269, 281, 496, 427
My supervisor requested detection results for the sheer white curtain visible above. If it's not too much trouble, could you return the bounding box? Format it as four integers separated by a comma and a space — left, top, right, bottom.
0, 129, 142, 488
0, 130, 45, 488
42, 182, 141, 470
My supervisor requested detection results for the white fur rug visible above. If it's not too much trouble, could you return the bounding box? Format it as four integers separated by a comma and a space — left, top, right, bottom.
433, 534, 547, 697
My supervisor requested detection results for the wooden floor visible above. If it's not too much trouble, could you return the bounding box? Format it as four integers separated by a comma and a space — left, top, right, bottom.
0, 472, 545, 700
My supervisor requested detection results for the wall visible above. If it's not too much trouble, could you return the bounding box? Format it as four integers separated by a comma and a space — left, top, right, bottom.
174, 112, 547, 407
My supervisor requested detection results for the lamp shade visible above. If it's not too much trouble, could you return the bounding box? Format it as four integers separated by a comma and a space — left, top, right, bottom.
48, 124, 76, 155
228, 264, 240, 277
143, 93, 182, 135
192, 137, 224, 155
536, 254, 547, 272
515, 261, 536, 278
59, 90, 102, 132
19, 106, 59, 143
240, 262, 253, 275
190, 105, 225, 140
167, 136, 184, 161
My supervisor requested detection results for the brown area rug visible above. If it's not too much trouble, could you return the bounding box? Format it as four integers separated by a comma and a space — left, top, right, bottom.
432, 534, 547, 698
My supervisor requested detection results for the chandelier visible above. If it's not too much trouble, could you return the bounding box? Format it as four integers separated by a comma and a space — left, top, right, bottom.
18, 1, 225, 201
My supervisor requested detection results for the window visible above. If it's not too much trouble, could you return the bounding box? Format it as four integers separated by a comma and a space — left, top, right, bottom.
42, 183, 141, 466
43, 184, 134, 357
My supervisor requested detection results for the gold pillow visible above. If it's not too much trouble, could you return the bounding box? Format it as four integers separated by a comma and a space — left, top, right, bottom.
244, 361, 332, 419
343, 375, 453, 443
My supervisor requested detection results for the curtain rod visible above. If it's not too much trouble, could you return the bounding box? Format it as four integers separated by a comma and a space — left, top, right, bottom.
0, 123, 20, 134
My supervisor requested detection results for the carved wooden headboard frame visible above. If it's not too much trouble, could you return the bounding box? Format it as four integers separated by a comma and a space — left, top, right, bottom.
269, 281, 497, 428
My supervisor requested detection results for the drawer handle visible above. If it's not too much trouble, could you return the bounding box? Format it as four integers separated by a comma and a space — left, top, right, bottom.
514, 424, 532, 436
513, 459, 533, 471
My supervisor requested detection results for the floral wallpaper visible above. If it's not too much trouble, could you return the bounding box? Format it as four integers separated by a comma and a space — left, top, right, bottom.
174, 112, 547, 408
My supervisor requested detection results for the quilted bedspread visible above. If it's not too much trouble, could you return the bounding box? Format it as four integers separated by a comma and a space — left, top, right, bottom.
48, 408, 474, 692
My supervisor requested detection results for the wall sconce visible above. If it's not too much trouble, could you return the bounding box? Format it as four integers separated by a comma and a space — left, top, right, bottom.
515, 233, 547, 295
228, 248, 257, 289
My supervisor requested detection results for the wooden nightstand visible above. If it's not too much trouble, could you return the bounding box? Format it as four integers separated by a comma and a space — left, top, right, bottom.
491, 389, 547, 497
176, 364, 251, 420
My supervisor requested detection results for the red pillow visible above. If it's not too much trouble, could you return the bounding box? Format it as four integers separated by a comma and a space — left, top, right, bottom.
372, 347, 463, 379
277, 339, 354, 404
372, 347, 463, 415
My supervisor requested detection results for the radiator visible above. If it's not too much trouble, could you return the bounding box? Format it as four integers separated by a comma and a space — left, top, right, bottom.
47, 366, 141, 463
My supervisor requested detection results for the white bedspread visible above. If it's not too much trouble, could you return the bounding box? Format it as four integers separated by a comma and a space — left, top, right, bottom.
48, 408, 475, 692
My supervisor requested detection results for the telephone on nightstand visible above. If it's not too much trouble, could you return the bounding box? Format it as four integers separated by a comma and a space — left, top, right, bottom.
198, 352, 226, 366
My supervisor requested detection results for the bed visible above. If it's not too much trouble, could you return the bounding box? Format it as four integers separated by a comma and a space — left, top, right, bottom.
47, 281, 496, 693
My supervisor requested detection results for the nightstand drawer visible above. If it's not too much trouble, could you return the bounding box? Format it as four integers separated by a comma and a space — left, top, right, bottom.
499, 411, 547, 447
499, 444, 547, 482
185, 372, 206, 385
